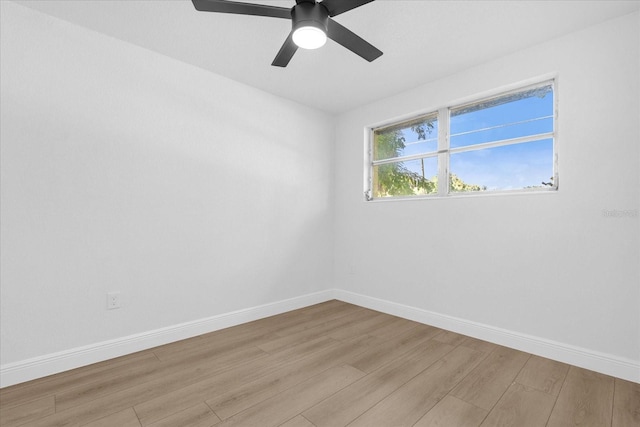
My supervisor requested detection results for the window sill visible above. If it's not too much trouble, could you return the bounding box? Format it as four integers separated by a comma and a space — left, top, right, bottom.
366, 187, 558, 203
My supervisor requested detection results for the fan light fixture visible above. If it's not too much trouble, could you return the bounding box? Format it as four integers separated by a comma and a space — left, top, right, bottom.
291, 2, 328, 50
191, 0, 383, 67
292, 26, 327, 49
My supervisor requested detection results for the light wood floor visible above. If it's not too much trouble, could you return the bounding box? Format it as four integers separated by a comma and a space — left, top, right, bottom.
1, 300, 639, 427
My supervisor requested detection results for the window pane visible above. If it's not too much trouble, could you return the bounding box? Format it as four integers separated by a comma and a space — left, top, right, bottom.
373, 157, 438, 198
450, 84, 553, 148
373, 114, 438, 161
449, 139, 554, 192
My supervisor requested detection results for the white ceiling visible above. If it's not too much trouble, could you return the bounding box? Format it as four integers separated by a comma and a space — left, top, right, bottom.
14, 0, 640, 113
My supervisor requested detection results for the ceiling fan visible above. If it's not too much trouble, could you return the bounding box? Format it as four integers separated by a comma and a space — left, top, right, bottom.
191, 0, 383, 67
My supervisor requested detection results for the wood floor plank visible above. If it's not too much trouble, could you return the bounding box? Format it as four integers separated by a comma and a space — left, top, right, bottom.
0, 351, 159, 409
258, 327, 345, 357
546, 366, 615, 427
342, 333, 387, 351
302, 339, 454, 427
55, 344, 266, 412
480, 382, 556, 427
432, 329, 468, 346
135, 337, 361, 425
613, 378, 640, 427
216, 364, 365, 427
266, 301, 363, 336
451, 345, 530, 410
365, 315, 421, 340
278, 415, 316, 427
515, 354, 569, 397
348, 323, 441, 373
152, 327, 278, 362
347, 345, 487, 427
83, 407, 142, 427
0, 395, 54, 427
239, 301, 343, 339
413, 395, 487, 427
258, 307, 372, 354
206, 338, 364, 420
53, 354, 165, 412
147, 403, 221, 427
269, 303, 369, 339
459, 336, 499, 354
23, 347, 270, 427
132, 352, 293, 426
257, 335, 341, 360
326, 312, 396, 341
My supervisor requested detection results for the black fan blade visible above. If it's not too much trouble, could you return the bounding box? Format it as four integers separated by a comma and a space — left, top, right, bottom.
321, 0, 375, 17
272, 32, 298, 67
192, 0, 291, 19
326, 19, 382, 62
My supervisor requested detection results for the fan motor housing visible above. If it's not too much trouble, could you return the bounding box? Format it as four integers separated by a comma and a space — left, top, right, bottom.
291, 2, 329, 33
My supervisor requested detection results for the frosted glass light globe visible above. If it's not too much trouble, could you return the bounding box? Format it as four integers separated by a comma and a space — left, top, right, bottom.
292, 26, 327, 50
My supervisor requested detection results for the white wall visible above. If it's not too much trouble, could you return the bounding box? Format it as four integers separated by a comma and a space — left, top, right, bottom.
0, 2, 334, 370
334, 12, 639, 377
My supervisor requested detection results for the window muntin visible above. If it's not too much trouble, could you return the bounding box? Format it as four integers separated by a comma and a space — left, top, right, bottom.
367, 80, 556, 200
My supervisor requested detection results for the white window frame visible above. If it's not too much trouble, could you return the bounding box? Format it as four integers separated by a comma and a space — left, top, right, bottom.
365, 79, 558, 201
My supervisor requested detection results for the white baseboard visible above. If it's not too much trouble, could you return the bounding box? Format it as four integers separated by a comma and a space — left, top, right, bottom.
0, 290, 335, 388
3, 288, 638, 387
333, 289, 640, 384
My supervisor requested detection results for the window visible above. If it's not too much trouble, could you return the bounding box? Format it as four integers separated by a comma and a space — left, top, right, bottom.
366, 80, 556, 200
371, 113, 439, 198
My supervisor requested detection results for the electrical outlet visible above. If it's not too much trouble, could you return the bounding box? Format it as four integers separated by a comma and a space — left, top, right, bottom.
107, 292, 121, 310
347, 262, 356, 275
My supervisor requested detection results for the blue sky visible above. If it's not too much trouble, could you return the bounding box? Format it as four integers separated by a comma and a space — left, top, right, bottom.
391, 87, 554, 191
